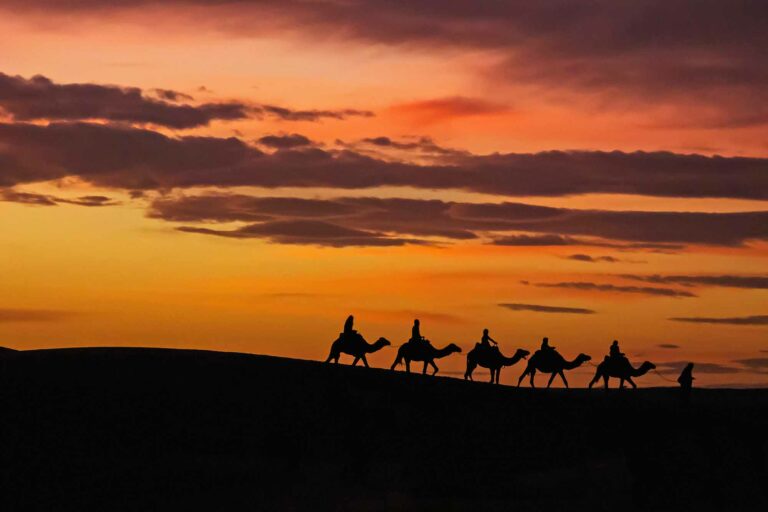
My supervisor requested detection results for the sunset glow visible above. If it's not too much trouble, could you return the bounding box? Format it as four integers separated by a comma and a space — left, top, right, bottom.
2, 1, 767, 387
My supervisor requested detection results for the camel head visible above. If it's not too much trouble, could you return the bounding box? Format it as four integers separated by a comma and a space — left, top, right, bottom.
374, 337, 392, 348
515, 348, 531, 360
446, 343, 462, 354
640, 361, 656, 371
576, 353, 592, 364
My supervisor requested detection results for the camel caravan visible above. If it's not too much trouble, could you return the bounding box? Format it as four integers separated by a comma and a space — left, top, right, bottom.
326, 315, 658, 389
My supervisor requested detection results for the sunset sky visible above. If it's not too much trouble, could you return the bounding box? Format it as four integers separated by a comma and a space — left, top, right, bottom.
1, 1, 766, 386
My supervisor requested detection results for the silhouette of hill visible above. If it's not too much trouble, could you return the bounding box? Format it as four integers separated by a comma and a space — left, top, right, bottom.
1, 347, 766, 511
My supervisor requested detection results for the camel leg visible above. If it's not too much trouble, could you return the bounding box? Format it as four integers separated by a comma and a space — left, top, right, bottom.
547, 372, 557, 388
626, 377, 637, 389
465, 361, 475, 381
422, 361, 429, 375
430, 360, 439, 375
360, 354, 369, 368
517, 367, 529, 387
405, 359, 411, 373
325, 351, 339, 364
529, 369, 536, 388
588, 371, 600, 389
495, 368, 501, 385
351, 357, 360, 367
603, 375, 609, 389
559, 371, 569, 389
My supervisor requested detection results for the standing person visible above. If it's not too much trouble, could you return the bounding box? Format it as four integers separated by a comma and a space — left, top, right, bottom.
678, 362, 695, 401
480, 328, 498, 349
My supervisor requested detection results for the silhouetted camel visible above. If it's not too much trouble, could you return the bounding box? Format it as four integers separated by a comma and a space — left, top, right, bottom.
517, 350, 591, 388
325, 334, 391, 367
464, 345, 530, 384
390, 341, 462, 375
588, 358, 656, 389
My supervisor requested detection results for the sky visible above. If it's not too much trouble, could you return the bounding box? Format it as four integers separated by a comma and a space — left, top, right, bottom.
1, 0, 767, 387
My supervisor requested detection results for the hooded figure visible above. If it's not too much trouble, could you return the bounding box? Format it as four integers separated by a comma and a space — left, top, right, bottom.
677, 363, 695, 390
541, 337, 555, 352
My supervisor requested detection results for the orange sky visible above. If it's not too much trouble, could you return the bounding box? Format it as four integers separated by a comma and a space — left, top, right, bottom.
1, 1, 767, 387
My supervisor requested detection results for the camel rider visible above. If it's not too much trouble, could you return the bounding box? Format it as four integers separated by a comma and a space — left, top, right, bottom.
480, 328, 498, 349
609, 340, 624, 360
541, 337, 555, 353
343, 315, 357, 339
411, 319, 426, 347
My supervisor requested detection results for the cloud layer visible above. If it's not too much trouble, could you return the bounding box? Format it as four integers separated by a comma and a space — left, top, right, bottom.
147, 194, 768, 248
2, 121, 767, 201
3, 2, 767, 127
499, 303, 595, 315
0, 72, 372, 129
669, 315, 768, 326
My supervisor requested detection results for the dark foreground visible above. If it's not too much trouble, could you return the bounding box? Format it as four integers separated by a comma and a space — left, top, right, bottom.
1, 347, 766, 511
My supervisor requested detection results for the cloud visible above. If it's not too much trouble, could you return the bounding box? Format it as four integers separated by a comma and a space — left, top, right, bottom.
657, 344, 680, 349
733, 358, 768, 371
4, 2, 767, 127
498, 303, 595, 315
177, 220, 424, 247
0, 72, 372, 129
255, 105, 373, 122
389, 96, 510, 122
492, 234, 582, 246
0, 308, 76, 322
566, 254, 620, 263
621, 274, 768, 289
0, 71, 249, 128
2, 122, 768, 202
256, 133, 313, 149
533, 281, 696, 298
146, 193, 768, 248
656, 361, 741, 374
1, 188, 118, 207
669, 315, 768, 326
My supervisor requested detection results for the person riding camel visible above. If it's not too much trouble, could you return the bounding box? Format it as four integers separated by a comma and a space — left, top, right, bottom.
609, 340, 624, 360
540, 337, 555, 353
342, 315, 358, 340
480, 328, 498, 350
410, 319, 427, 348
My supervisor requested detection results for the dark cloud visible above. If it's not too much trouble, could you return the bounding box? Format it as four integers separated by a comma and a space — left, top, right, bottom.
566, 254, 620, 263
355, 136, 466, 158
257, 134, 313, 149
0, 308, 76, 322
2, 122, 768, 203
0, 72, 249, 128
146, 193, 768, 248
492, 234, 581, 246
1, 188, 118, 207
533, 281, 696, 298
498, 303, 595, 315
177, 220, 422, 247
669, 315, 768, 326
656, 361, 740, 374
621, 274, 768, 289
657, 344, 680, 349
0, 72, 372, 129
733, 358, 768, 371
3, 2, 767, 127
256, 105, 373, 122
